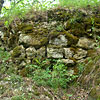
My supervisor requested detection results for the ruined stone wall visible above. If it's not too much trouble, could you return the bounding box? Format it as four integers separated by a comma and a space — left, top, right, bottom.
0, 7, 100, 71
0, 7, 100, 100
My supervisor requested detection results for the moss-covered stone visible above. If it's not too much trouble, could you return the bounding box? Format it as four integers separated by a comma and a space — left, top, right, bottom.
22, 25, 33, 31
87, 49, 96, 57
62, 31, 79, 46
70, 29, 86, 37
40, 37, 48, 46
47, 8, 71, 21
11, 46, 22, 57
64, 21, 71, 30
84, 17, 92, 30
8, 34, 19, 48
49, 30, 60, 39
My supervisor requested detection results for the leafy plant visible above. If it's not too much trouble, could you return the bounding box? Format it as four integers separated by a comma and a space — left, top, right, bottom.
11, 95, 26, 100
0, 47, 11, 74
29, 59, 78, 89
56, 24, 64, 31
77, 63, 84, 74
9, 74, 23, 83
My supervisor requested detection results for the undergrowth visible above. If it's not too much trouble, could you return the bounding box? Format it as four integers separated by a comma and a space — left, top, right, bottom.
0, 47, 79, 89
26, 59, 78, 89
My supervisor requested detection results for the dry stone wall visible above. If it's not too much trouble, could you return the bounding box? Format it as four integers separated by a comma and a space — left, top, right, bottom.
0, 7, 99, 68
0, 7, 100, 100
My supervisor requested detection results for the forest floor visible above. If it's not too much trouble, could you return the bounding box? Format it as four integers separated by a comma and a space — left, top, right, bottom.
0, 74, 92, 100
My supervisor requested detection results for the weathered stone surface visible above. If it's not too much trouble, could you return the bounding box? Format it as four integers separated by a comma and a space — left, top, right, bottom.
61, 59, 75, 65
77, 59, 86, 63
0, 31, 4, 39
77, 37, 95, 49
19, 34, 48, 49
74, 48, 87, 59
19, 61, 26, 68
37, 47, 45, 58
49, 35, 68, 46
40, 95, 51, 100
26, 47, 37, 59
47, 46, 63, 58
63, 48, 74, 58
26, 59, 31, 64
19, 34, 41, 47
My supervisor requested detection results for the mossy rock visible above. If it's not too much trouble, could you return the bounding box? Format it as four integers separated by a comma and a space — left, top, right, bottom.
11, 46, 22, 57
40, 37, 48, 46
19, 33, 48, 49
49, 30, 60, 39
84, 17, 92, 30
3, 32, 10, 37
64, 20, 71, 30
37, 27, 48, 35
47, 44, 62, 48
70, 29, 86, 37
93, 17, 100, 24
22, 25, 33, 31
17, 23, 33, 30
65, 22, 86, 36
47, 8, 71, 21
62, 31, 79, 46
8, 34, 19, 48
87, 49, 96, 57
